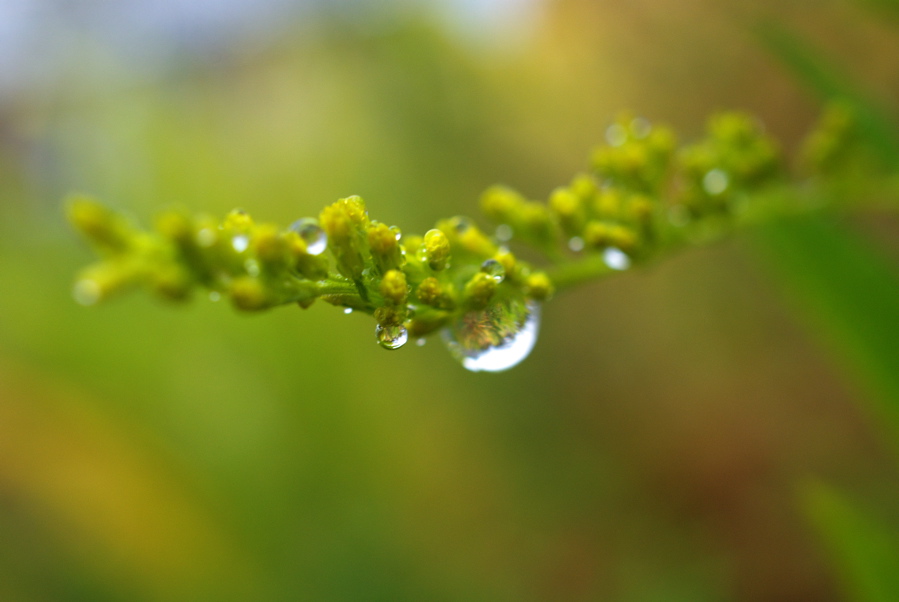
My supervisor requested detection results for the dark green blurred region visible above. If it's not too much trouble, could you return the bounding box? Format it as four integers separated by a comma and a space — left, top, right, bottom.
1, 1, 899, 600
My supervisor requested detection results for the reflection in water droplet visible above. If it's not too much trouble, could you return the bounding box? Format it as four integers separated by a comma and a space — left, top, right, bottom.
231, 234, 249, 253
605, 124, 627, 147
344, 307, 353, 314
702, 169, 729, 196
442, 296, 540, 372
73, 279, 100, 306
290, 218, 327, 255
209, 291, 221, 302
376, 324, 408, 350
568, 236, 585, 252
494, 224, 513, 242
480, 258, 505, 283
603, 247, 630, 271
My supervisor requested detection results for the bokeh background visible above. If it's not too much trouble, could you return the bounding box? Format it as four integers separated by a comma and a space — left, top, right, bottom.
1, 0, 898, 600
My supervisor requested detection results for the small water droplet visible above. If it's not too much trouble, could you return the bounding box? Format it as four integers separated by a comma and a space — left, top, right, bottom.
605, 123, 627, 147
390, 225, 402, 241
73, 279, 100, 306
289, 218, 327, 255
568, 236, 585, 252
603, 247, 631, 271
344, 307, 354, 314
209, 291, 221, 302
376, 324, 408, 350
702, 168, 729, 196
196, 228, 216, 247
416, 337, 427, 347
631, 117, 651, 139
494, 224, 513, 242
480, 258, 505, 283
451, 216, 472, 233
441, 296, 540, 372
244, 259, 260, 277
231, 234, 249, 253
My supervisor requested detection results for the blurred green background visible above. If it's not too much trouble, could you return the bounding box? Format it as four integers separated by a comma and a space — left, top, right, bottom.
1, 0, 898, 600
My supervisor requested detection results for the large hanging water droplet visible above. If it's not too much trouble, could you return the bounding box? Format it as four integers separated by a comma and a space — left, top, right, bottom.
441, 296, 540, 372
480, 259, 505, 283
290, 218, 327, 255
376, 323, 408, 350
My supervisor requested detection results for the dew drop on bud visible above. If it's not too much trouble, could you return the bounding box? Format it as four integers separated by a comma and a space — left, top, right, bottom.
231, 234, 249, 253
289, 218, 327, 255
480, 258, 505, 283
441, 296, 540, 372
376, 324, 408, 350
603, 247, 631, 271
344, 307, 353, 314
702, 169, 729, 196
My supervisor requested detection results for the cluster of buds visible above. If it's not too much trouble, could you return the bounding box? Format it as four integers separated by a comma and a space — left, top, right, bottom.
72, 107, 855, 365
69, 193, 553, 351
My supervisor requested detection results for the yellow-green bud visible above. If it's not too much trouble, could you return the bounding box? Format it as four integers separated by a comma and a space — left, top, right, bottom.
223, 209, 253, 231
320, 197, 367, 278
422, 229, 451, 271
367, 222, 402, 274
463, 272, 497, 309
155, 210, 193, 244
151, 264, 192, 301
379, 269, 407, 306
416, 276, 455, 310
524, 272, 554, 301
583, 221, 613, 248
230, 276, 270, 311
67, 197, 132, 252
252, 224, 287, 266
480, 185, 524, 223
607, 225, 638, 252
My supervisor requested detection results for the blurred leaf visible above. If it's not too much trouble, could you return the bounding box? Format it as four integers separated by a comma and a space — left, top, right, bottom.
753, 216, 899, 441
856, 0, 899, 24
801, 480, 899, 602
755, 22, 899, 168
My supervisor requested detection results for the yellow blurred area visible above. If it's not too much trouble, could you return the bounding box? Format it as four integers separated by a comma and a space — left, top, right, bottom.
0, 0, 897, 600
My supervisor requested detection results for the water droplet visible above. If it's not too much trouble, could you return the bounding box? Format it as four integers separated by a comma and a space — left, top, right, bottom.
631, 117, 651, 139
494, 224, 513, 242
480, 258, 505, 283
344, 307, 354, 314
416, 338, 427, 347
568, 236, 585, 252
441, 296, 540, 372
244, 259, 260, 277
209, 291, 221, 302
196, 228, 216, 247
702, 168, 729, 196
605, 123, 627, 147
376, 324, 408, 350
231, 234, 249, 253
603, 247, 631, 271
451, 216, 472, 233
73, 279, 100, 306
390, 225, 402, 241
289, 218, 327, 255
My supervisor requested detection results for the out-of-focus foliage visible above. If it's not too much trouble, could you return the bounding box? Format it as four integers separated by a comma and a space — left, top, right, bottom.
1, 1, 899, 601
